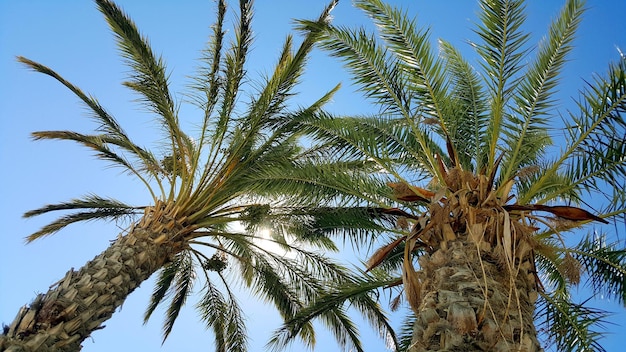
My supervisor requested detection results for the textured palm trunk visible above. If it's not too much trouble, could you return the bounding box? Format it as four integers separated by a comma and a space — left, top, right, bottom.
407, 238, 542, 352
1, 204, 184, 352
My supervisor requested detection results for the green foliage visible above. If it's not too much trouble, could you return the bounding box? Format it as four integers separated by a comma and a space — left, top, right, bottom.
17, 0, 400, 350
16, 0, 626, 350
574, 234, 626, 305
537, 293, 609, 352
269, 270, 399, 352
291, 0, 625, 351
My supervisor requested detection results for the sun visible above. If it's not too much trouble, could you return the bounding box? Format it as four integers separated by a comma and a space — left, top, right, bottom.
229, 221, 292, 257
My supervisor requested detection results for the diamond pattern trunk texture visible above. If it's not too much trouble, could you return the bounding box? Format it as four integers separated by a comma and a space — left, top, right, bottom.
1, 226, 176, 352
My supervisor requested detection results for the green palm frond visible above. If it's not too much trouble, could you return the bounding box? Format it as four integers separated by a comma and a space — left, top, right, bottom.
190, 0, 251, 192
16, 56, 126, 137
24, 211, 133, 242
23, 195, 137, 241
500, 0, 584, 183
96, 0, 176, 124
197, 278, 247, 352
17, 58, 162, 186
439, 39, 489, 171
354, 0, 447, 125
395, 313, 417, 352
216, 0, 252, 121
537, 292, 609, 352
290, 112, 443, 182
297, 4, 443, 177
532, 233, 625, 352
23, 195, 136, 218
243, 158, 388, 207
473, 0, 530, 168
144, 257, 182, 324
574, 234, 626, 305
563, 55, 626, 211
268, 272, 398, 352
188, 0, 225, 115
161, 252, 195, 341
521, 53, 626, 208
279, 206, 398, 249
223, 291, 248, 352
238, 2, 337, 154
318, 307, 364, 352
347, 284, 399, 351
219, 236, 320, 345
31, 131, 143, 175
299, 22, 407, 115
494, 1, 584, 187
516, 165, 579, 205
96, 0, 196, 192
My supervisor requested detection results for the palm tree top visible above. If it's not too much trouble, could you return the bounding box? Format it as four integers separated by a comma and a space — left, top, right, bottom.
278, 0, 625, 350
6, 0, 399, 351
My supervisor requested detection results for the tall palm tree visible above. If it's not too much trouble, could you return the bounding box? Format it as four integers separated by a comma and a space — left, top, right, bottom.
270, 0, 625, 351
0, 1, 396, 351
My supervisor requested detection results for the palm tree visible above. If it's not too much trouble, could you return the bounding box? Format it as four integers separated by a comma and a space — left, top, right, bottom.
270, 0, 625, 351
0, 1, 396, 351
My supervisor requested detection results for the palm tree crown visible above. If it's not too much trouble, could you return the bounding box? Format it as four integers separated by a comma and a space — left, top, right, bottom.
270, 0, 625, 351
1, 1, 397, 351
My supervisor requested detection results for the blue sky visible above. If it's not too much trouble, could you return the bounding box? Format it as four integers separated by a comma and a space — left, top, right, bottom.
1, 1, 625, 351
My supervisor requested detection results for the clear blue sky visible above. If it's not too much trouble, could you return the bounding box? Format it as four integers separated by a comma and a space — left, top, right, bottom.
1, 1, 625, 351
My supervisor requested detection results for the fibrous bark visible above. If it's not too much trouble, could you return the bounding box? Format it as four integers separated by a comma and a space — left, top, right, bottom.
407, 239, 541, 352
404, 168, 542, 352
1, 204, 183, 351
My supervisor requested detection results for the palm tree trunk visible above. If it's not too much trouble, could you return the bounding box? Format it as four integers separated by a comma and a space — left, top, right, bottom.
407, 238, 542, 352
0, 214, 178, 352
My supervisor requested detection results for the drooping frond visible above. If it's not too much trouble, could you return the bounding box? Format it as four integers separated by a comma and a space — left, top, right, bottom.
346, 277, 400, 351
268, 273, 397, 352
218, 234, 320, 344
317, 307, 364, 352
221, 288, 248, 352
17, 57, 162, 183
537, 292, 609, 352
196, 278, 247, 352
395, 313, 418, 352
17, 57, 125, 137
161, 252, 195, 341
144, 257, 182, 324
31, 131, 145, 176
23, 195, 138, 242
574, 234, 626, 305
